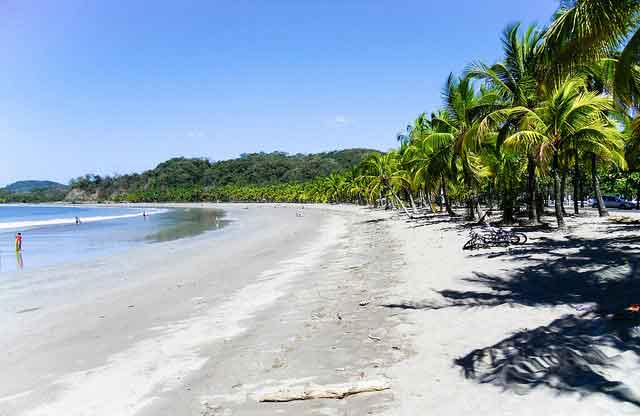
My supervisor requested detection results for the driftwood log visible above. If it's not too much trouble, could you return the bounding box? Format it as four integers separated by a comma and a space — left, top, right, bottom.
256, 379, 391, 402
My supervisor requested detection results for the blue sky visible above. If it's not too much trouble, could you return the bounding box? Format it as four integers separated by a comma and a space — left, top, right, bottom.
0, 0, 559, 186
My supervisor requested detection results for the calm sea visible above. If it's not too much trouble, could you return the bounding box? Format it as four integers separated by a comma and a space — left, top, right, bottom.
0, 205, 227, 273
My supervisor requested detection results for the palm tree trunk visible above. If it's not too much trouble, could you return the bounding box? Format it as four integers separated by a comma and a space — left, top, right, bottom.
591, 153, 608, 217
441, 175, 455, 216
501, 171, 513, 225
553, 152, 566, 229
467, 198, 475, 220
491, 180, 496, 209
560, 169, 568, 215
393, 193, 412, 218
428, 191, 437, 213
424, 187, 435, 213
573, 147, 580, 215
475, 198, 486, 224
535, 187, 544, 223
430, 183, 441, 212
502, 191, 514, 225
527, 156, 538, 223
408, 190, 418, 214
383, 185, 391, 210
462, 165, 475, 220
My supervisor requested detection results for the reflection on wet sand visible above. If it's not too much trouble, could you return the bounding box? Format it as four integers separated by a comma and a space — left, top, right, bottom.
16, 251, 23, 270
145, 208, 228, 242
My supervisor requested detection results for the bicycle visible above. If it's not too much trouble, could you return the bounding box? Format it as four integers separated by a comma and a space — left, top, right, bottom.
462, 226, 527, 250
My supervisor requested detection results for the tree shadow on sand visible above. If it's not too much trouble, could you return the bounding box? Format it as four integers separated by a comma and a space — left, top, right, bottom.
388, 225, 640, 406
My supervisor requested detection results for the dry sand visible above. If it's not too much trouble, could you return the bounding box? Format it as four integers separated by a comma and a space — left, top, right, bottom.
2, 203, 640, 415
387, 208, 640, 415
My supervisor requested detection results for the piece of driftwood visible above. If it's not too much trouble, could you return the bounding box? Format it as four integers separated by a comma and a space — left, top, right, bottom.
256, 379, 391, 402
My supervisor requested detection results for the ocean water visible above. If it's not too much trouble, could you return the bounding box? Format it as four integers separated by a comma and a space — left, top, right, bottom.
0, 205, 227, 273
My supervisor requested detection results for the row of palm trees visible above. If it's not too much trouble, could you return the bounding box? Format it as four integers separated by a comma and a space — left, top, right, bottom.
318, 2, 640, 230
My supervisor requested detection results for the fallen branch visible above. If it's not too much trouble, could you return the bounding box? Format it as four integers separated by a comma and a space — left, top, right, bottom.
256, 379, 391, 402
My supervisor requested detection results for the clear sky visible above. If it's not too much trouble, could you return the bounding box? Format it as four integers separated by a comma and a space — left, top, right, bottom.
0, 0, 560, 186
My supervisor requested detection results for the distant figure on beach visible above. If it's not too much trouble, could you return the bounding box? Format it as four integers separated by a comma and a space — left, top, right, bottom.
142, 211, 147, 218
75, 216, 81, 225
15, 233, 22, 252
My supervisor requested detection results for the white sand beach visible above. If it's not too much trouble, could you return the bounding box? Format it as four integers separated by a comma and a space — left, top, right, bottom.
1, 204, 640, 415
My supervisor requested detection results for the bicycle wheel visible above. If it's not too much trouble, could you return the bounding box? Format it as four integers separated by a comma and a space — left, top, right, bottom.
463, 237, 478, 250
516, 233, 528, 244
509, 234, 521, 245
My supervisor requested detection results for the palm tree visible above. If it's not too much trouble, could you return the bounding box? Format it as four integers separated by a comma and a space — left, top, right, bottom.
544, 0, 640, 106
323, 173, 346, 203
404, 111, 455, 216
425, 75, 499, 219
397, 113, 430, 145
360, 152, 400, 209
469, 23, 545, 223
407, 111, 458, 216
494, 77, 625, 228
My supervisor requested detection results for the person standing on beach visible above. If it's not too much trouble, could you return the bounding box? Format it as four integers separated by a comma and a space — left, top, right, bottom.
15, 233, 22, 252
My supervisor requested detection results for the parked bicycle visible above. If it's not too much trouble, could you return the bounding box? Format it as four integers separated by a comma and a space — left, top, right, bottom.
463, 226, 527, 250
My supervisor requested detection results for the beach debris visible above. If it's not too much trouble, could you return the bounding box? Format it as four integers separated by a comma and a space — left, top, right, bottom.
368, 334, 382, 342
359, 300, 370, 306
336, 312, 342, 320
128, 305, 135, 308
272, 357, 286, 369
16, 307, 41, 314
255, 379, 391, 402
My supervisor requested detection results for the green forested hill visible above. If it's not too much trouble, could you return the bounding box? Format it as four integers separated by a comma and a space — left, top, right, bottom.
204, 150, 373, 186
0, 180, 68, 202
68, 148, 378, 201
3, 180, 67, 193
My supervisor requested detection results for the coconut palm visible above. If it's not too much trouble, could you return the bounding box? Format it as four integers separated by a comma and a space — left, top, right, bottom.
493, 77, 625, 228
469, 23, 545, 223
359, 152, 400, 209
544, 0, 640, 106
424, 75, 500, 219
406, 111, 457, 215
397, 113, 430, 145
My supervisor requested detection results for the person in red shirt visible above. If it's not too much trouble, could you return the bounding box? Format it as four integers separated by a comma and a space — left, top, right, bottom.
15, 233, 22, 252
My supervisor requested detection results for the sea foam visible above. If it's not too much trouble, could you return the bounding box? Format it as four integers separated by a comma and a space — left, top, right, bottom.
0, 209, 166, 232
